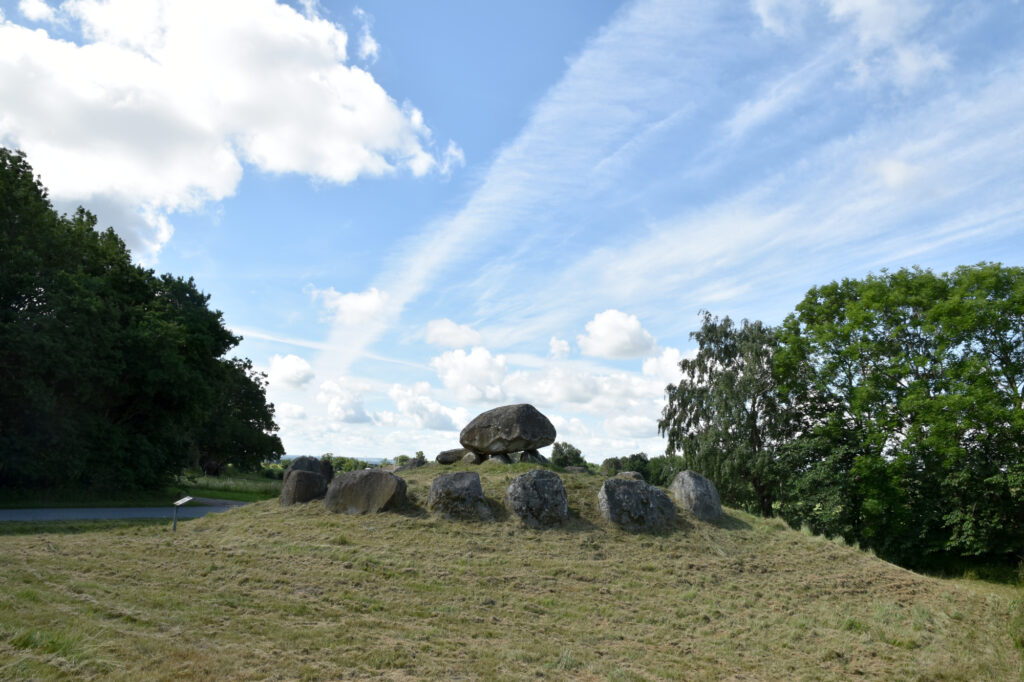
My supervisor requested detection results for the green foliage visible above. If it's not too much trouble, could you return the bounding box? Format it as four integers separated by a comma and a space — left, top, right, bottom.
413, 451, 426, 465
776, 264, 1024, 565
658, 311, 797, 516
0, 148, 282, 491
396, 455, 411, 466
320, 455, 367, 474
551, 442, 585, 468
599, 452, 651, 480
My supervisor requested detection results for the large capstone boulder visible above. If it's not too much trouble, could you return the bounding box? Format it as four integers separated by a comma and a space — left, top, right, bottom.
460, 404, 556, 456
670, 470, 722, 522
598, 478, 675, 532
280, 469, 327, 506
428, 472, 492, 520
436, 448, 469, 465
284, 456, 333, 485
505, 470, 568, 529
323, 469, 407, 514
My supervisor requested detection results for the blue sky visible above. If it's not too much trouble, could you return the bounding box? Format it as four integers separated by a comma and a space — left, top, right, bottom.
2, 0, 1023, 462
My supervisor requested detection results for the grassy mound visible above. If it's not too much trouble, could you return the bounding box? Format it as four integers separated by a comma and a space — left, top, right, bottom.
1, 463, 1021, 680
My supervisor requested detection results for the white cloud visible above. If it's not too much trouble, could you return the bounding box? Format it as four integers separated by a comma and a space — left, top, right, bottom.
310, 286, 390, 326
876, 159, 919, 189
892, 44, 949, 87
0, 0, 454, 261
548, 336, 570, 359
438, 140, 466, 176
577, 309, 656, 358
353, 7, 379, 63
268, 353, 315, 388
823, 0, 928, 47
605, 414, 658, 439
425, 318, 482, 347
641, 346, 685, 386
430, 347, 507, 402
277, 402, 307, 420
387, 382, 466, 431
317, 378, 373, 424
18, 0, 55, 22
750, 0, 809, 36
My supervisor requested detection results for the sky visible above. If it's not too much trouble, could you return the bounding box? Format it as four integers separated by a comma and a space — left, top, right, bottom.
2, 0, 1023, 463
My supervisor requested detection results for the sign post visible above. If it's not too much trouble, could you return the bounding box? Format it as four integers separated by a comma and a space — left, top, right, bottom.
172, 496, 193, 531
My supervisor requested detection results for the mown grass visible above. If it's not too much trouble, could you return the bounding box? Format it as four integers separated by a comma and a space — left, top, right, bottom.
1, 462, 1021, 680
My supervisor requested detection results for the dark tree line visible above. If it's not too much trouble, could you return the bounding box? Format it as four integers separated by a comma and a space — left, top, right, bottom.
1, 148, 283, 491
659, 264, 1023, 567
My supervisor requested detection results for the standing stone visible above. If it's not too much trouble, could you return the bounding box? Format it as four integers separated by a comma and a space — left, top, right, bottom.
284, 455, 330, 485
505, 470, 568, 528
436, 448, 469, 465
462, 452, 485, 465
598, 478, 675, 532
324, 470, 407, 514
669, 470, 723, 522
280, 470, 327, 506
428, 472, 492, 520
460, 404, 556, 456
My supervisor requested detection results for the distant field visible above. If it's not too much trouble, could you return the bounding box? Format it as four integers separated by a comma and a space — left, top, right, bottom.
1, 463, 1021, 680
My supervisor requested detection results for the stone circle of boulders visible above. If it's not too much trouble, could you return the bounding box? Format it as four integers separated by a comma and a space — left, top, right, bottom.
280, 469, 328, 506
505, 470, 568, 528
436, 448, 469, 465
428, 472, 492, 520
324, 469, 407, 514
669, 470, 722, 522
460, 404, 556, 457
598, 478, 675, 532
284, 455, 333, 485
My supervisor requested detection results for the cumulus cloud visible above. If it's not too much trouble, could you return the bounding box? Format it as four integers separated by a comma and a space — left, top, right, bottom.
309, 286, 390, 326
548, 336, 570, 359
18, 0, 55, 22
641, 346, 686, 386
316, 378, 373, 424
0, 0, 455, 261
269, 353, 315, 388
604, 414, 658, 439
352, 7, 379, 63
277, 402, 307, 420
430, 347, 507, 402
425, 318, 482, 347
577, 309, 656, 358
387, 382, 466, 431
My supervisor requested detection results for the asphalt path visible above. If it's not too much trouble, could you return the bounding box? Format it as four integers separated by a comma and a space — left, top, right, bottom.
0, 497, 247, 522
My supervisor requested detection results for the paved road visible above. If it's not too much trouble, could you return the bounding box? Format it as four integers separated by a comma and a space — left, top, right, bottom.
0, 498, 247, 522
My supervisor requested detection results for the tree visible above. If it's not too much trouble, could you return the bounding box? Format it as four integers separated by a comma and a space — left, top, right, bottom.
659, 311, 796, 516
551, 442, 585, 468
776, 265, 1024, 564
0, 147, 283, 491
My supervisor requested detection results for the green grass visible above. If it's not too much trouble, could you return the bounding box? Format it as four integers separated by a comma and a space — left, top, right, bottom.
0, 462, 1020, 680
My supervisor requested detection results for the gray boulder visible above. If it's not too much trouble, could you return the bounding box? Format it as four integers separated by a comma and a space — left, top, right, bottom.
616, 470, 643, 481
324, 469, 407, 514
280, 469, 327, 506
669, 470, 722, 522
284, 455, 333, 485
436, 448, 469, 465
428, 472, 492, 520
519, 449, 549, 464
598, 478, 675, 532
462, 452, 485, 465
505, 470, 568, 528
460, 404, 556, 456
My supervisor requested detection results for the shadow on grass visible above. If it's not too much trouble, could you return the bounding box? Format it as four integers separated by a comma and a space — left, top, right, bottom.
713, 512, 753, 531
0, 518, 168, 536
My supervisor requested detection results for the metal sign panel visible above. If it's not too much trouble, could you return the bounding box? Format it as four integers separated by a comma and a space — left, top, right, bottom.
173, 496, 193, 507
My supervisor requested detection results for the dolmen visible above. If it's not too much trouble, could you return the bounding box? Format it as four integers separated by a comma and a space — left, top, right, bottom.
598, 478, 675, 532
669, 470, 722, 521
435, 403, 557, 465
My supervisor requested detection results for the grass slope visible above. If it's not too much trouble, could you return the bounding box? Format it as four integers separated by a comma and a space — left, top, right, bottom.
1, 463, 1021, 680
